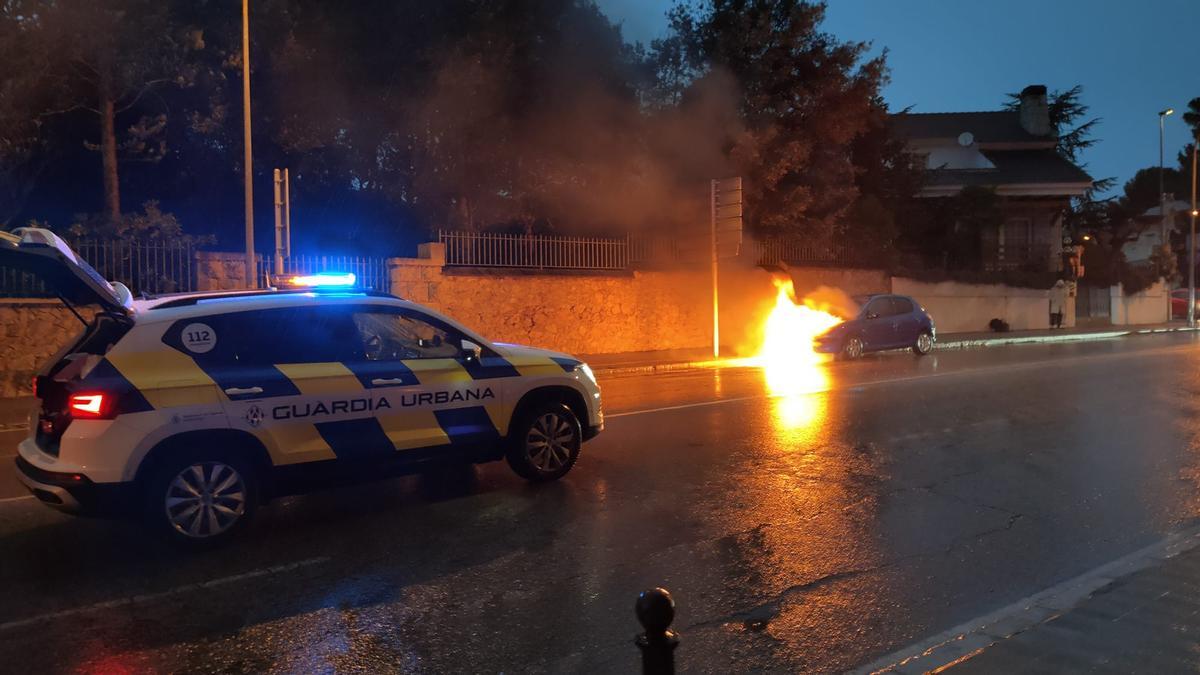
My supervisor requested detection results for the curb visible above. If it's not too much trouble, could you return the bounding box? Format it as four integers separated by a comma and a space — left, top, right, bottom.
854, 522, 1200, 674
590, 326, 1200, 376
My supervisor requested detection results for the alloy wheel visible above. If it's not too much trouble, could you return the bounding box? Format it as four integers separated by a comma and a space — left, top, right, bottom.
164, 462, 247, 538
917, 333, 933, 353
525, 412, 576, 472
845, 337, 864, 359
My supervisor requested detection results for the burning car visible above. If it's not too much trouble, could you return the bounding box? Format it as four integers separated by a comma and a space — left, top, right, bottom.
813, 294, 936, 359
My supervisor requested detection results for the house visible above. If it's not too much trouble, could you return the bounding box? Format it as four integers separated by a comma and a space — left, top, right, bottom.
1123, 199, 1189, 265
892, 85, 1093, 272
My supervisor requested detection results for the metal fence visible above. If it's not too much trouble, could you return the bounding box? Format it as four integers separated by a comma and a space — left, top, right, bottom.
259, 254, 391, 292
440, 230, 630, 270
0, 238, 196, 298
752, 238, 848, 267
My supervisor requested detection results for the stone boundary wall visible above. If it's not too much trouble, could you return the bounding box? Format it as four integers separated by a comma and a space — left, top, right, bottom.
1110, 280, 1169, 325
0, 300, 94, 398
388, 244, 713, 355
891, 277, 1064, 333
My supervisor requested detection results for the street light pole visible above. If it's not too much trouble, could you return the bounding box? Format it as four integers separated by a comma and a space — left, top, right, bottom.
241, 0, 256, 289
1159, 108, 1174, 321
1190, 139, 1197, 328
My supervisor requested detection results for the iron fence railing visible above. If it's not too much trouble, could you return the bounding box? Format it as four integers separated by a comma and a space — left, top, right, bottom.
0, 238, 196, 298
752, 238, 847, 267
440, 230, 630, 270
260, 254, 391, 292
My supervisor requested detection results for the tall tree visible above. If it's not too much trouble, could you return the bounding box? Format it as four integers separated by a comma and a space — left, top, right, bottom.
0, 0, 210, 223
1004, 85, 1112, 197
654, 0, 887, 243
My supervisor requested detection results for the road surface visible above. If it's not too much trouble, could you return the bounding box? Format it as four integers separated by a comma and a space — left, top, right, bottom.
2, 333, 1199, 673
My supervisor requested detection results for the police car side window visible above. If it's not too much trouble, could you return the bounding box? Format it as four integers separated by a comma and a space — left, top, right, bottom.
352, 310, 462, 360
218, 308, 362, 364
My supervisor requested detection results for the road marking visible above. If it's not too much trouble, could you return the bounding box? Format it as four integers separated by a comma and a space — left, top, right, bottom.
854, 522, 1200, 674
0, 495, 34, 504
0, 556, 330, 633
608, 341, 1199, 419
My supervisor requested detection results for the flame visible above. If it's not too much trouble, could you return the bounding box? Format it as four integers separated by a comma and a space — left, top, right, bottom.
748, 278, 843, 429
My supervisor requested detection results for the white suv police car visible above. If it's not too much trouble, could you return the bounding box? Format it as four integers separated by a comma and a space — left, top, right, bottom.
4, 229, 603, 544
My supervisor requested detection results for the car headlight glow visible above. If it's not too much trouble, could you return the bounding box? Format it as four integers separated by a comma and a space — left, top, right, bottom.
577, 363, 597, 384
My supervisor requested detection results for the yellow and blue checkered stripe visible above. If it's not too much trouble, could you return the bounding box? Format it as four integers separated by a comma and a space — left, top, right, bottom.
92, 346, 578, 466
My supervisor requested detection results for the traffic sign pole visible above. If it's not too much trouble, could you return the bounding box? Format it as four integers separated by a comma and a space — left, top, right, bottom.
710, 180, 719, 359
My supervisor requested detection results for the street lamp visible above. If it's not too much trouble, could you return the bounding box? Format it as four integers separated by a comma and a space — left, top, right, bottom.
242, 0, 256, 289
1159, 107, 1173, 321
1190, 138, 1198, 327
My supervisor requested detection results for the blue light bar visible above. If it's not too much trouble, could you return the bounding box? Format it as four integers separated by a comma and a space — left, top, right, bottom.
284, 272, 357, 287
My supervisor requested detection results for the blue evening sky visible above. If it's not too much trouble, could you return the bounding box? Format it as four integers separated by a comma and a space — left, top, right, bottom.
597, 0, 1200, 197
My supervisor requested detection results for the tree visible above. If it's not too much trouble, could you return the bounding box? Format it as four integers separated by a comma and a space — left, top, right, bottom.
654, 0, 888, 243
1004, 85, 1113, 197
0, 0, 210, 224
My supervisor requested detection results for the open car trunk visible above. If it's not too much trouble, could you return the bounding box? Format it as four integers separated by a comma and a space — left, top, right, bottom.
1, 228, 136, 453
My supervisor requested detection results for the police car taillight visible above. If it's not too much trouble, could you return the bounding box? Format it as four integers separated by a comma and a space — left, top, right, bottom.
69, 393, 114, 419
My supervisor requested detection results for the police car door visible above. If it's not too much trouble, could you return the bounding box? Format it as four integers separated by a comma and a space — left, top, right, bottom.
204, 306, 377, 465
345, 306, 509, 454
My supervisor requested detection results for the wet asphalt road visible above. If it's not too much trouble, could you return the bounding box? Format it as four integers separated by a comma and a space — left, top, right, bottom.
3, 333, 1200, 673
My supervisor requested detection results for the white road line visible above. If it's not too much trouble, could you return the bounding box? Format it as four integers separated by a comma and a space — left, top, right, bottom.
607, 342, 1198, 420
0, 495, 34, 504
0, 556, 330, 633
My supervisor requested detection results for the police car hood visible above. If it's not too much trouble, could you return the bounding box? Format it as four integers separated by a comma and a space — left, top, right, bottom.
492, 342, 583, 367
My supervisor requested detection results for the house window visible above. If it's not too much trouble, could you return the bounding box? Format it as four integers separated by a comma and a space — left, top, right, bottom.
1000, 217, 1033, 263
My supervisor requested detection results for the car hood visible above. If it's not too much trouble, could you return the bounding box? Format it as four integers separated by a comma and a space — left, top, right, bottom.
493, 342, 584, 368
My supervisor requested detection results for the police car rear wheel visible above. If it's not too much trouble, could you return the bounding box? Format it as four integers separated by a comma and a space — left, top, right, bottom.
146, 452, 258, 545
507, 402, 581, 482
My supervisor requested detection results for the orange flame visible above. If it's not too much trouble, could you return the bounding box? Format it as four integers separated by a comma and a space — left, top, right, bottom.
747, 278, 843, 418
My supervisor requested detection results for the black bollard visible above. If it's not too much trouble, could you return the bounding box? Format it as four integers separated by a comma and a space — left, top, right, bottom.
635, 587, 679, 675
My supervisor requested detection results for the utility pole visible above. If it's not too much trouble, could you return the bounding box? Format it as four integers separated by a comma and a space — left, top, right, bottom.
242, 0, 256, 288
1190, 139, 1197, 327
273, 169, 283, 275
273, 168, 291, 276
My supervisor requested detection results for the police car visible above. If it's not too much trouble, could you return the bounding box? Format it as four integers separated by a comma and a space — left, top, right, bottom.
4, 229, 603, 545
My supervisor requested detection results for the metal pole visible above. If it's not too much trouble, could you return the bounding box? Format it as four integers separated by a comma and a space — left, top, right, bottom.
241, 0, 256, 288
1190, 139, 1197, 327
1161, 112, 1168, 251
283, 168, 291, 258
273, 168, 283, 275
710, 180, 719, 359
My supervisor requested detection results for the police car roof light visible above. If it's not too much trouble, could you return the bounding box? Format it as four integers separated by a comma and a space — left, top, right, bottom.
282, 272, 356, 287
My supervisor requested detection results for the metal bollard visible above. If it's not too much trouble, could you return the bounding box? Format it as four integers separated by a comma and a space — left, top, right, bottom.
635, 587, 679, 675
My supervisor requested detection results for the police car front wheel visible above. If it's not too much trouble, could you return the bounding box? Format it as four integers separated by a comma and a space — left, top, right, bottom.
145, 451, 258, 545
507, 402, 582, 482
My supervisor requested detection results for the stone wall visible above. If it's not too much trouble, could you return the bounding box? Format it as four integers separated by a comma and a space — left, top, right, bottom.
388, 244, 717, 355
195, 251, 259, 291
1111, 280, 1169, 325
891, 277, 1060, 333
788, 267, 890, 298
0, 300, 94, 398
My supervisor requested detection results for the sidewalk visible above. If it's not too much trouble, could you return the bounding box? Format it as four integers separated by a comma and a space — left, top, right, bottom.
890, 526, 1200, 673
583, 322, 1200, 376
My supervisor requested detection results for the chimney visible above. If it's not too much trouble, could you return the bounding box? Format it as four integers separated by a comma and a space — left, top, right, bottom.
1018, 84, 1050, 137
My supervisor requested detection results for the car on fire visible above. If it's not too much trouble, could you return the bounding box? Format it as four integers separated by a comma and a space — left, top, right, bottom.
3, 228, 603, 545
813, 293, 936, 359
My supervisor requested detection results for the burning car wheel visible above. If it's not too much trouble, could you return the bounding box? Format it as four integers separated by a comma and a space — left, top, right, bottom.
913, 332, 934, 355
842, 336, 864, 360
506, 402, 581, 482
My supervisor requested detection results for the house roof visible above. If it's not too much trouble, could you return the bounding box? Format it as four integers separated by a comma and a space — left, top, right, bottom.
891, 111, 1051, 146
922, 150, 1093, 197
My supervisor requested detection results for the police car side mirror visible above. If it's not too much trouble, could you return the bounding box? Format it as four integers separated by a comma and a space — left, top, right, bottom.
460, 340, 482, 362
